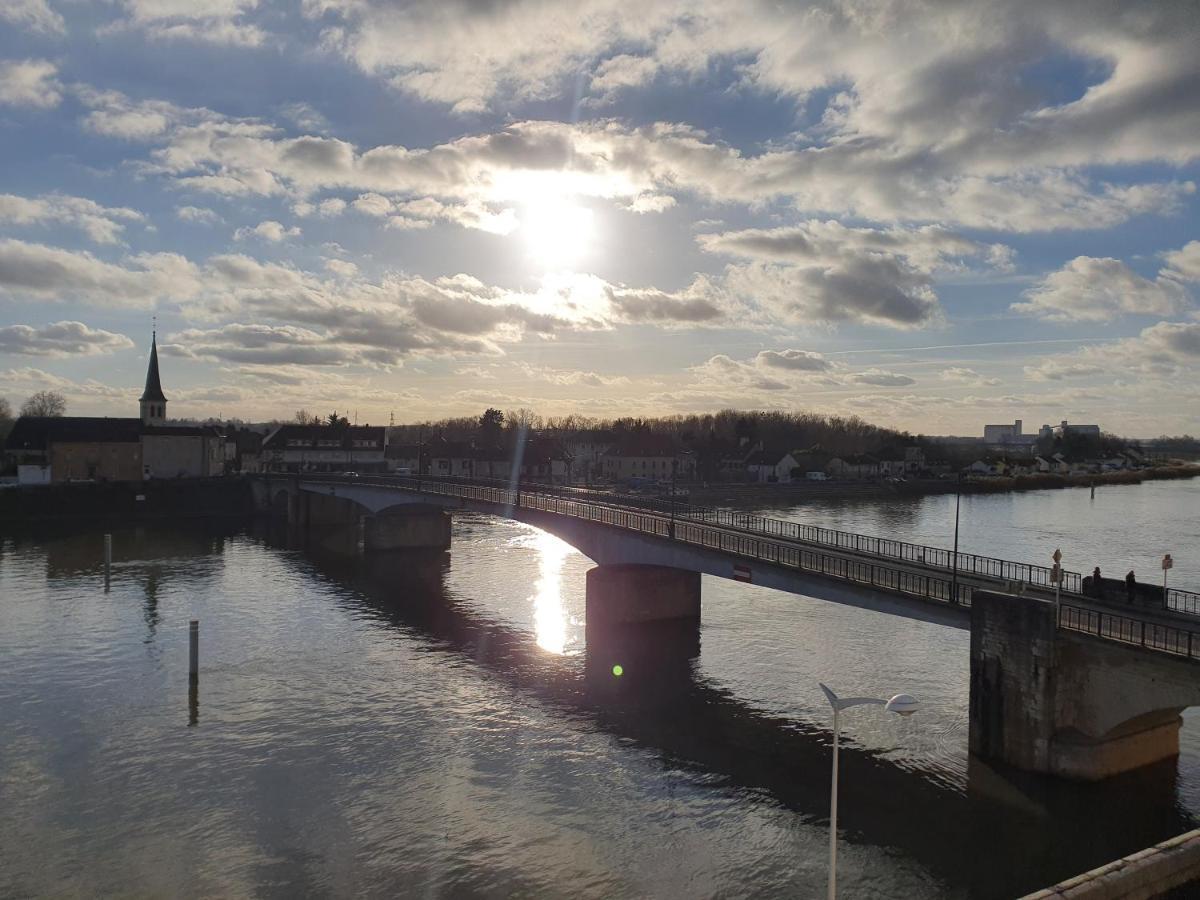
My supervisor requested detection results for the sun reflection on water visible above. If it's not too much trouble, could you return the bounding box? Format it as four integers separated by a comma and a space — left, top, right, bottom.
531, 529, 574, 654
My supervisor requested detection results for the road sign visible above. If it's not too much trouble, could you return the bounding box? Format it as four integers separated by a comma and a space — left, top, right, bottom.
733, 564, 752, 583
1163, 554, 1174, 570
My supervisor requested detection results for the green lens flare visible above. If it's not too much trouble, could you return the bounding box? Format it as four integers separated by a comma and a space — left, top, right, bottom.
612, 664, 624, 677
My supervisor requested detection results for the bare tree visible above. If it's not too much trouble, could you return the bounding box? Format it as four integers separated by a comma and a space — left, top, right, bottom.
21, 390, 67, 417
0, 397, 12, 440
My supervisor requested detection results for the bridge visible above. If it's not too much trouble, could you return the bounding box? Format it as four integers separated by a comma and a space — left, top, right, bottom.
258, 473, 1200, 782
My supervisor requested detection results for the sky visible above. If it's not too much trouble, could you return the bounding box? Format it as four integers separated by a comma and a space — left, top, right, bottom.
0, 0, 1198, 436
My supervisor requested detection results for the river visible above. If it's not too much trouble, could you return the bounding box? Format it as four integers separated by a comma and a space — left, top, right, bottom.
1, 478, 1197, 898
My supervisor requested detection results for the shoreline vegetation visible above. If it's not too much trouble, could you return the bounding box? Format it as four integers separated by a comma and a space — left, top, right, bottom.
689, 464, 1200, 503
955, 463, 1200, 494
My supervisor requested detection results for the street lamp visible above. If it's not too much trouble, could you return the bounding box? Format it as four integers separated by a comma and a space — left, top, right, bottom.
819, 682, 919, 900
950, 471, 961, 604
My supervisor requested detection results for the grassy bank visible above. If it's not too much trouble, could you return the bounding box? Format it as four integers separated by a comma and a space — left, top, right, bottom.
962, 465, 1200, 494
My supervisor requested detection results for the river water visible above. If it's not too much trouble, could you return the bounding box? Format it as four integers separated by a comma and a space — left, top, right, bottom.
1, 478, 1198, 898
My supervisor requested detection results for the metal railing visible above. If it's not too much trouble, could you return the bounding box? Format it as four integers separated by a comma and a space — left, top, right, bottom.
1059, 603, 1200, 660
1168, 588, 1200, 617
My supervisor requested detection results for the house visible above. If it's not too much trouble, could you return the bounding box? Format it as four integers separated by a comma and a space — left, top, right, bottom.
224, 427, 263, 474
5, 416, 144, 483
825, 454, 880, 480
745, 447, 800, 483
261, 423, 387, 473
563, 430, 613, 482
385, 442, 423, 474
519, 436, 570, 482
602, 434, 696, 483
3, 333, 225, 482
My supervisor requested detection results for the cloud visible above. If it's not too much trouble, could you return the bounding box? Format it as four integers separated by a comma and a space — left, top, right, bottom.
109, 0, 266, 46
754, 349, 832, 372
722, 259, 940, 329
0, 59, 62, 108
324, 258, 358, 278
0, 193, 145, 244
233, 220, 301, 242
939, 367, 1000, 386
698, 221, 1012, 275
1104, 321, 1200, 374
1014, 255, 1191, 322
176, 205, 222, 224
0, 0, 65, 34
0, 321, 135, 357
0, 239, 200, 308
297, 1, 1200, 230
847, 369, 917, 387
606, 276, 727, 325
1162, 241, 1200, 283
517, 363, 630, 387
1023, 360, 1106, 382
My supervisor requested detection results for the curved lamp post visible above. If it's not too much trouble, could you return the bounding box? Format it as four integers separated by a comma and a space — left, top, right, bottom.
819, 682, 919, 900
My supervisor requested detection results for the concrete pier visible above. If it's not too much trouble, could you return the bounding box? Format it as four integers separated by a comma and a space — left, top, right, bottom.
585, 564, 701, 627
970, 591, 1200, 780
364, 508, 451, 552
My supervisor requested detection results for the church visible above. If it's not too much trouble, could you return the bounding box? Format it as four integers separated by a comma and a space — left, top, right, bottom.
4, 334, 225, 483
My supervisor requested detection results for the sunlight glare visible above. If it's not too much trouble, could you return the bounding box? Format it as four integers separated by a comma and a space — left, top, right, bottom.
532, 529, 574, 654
522, 193, 595, 271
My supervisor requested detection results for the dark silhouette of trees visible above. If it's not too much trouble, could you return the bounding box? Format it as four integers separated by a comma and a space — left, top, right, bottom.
21, 390, 66, 417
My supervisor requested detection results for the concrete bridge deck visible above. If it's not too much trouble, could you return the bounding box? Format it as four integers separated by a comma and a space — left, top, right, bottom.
280, 473, 1200, 664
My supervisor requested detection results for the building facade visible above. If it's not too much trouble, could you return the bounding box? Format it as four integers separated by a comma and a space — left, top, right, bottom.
3, 334, 223, 483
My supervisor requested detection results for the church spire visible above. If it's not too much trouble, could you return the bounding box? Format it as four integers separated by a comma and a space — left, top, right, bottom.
139, 330, 167, 425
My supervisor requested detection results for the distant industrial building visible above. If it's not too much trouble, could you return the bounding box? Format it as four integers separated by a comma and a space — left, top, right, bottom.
4, 333, 224, 483
983, 418, 1101, 448
982, 419, 1037, 447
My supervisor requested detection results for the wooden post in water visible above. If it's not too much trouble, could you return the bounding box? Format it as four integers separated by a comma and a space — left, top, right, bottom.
104, 534, 112, 592
189, 620, 199, 681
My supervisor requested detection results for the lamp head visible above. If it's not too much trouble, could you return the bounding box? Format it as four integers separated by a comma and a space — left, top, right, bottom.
885, 693, 919, 717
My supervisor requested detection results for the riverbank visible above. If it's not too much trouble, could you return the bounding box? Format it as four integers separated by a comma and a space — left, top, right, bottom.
687, 465, 1200, 504
0, 477, 256, 521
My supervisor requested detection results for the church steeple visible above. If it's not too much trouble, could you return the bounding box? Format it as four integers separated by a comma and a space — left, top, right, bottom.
139, 331, 167, 425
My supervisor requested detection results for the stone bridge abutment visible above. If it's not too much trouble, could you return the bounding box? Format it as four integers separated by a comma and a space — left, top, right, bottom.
970, 591, 1200, 780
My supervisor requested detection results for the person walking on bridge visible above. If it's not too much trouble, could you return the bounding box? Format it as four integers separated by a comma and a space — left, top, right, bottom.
1126, 570, 1137, 604
1092, 567, 1102, 599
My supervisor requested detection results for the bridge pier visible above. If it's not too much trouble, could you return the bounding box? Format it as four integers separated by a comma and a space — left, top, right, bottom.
585, 564, 701, 627
969, 591, 1200, 781
364, 508, 451, 553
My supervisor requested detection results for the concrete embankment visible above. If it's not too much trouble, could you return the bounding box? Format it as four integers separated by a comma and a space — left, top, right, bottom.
0, 477, 256, 522
1021, 828, 1200, 899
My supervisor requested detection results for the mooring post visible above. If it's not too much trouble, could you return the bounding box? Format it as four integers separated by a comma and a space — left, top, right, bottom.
189, 620, 199, 682
104, 533, 112, 591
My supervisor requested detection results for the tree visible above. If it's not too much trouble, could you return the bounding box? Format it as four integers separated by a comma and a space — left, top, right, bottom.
0, 397, 12, 441
326, 411, 350, 429
479, 407, 504, 442
21, 390, 66, 417
294, 409, 319, 425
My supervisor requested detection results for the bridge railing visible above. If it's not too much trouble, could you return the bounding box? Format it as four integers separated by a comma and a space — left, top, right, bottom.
1168, 588, 1200, 617
324, 473, 975, 609
1059, 603, 1200, 660
359, 473, 1083, 595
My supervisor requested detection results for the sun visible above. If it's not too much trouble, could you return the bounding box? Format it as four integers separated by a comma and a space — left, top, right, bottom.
521, 193, 595, 271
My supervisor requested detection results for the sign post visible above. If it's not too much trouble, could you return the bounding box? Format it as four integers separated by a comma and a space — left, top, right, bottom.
1163, 554, 1174, 608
